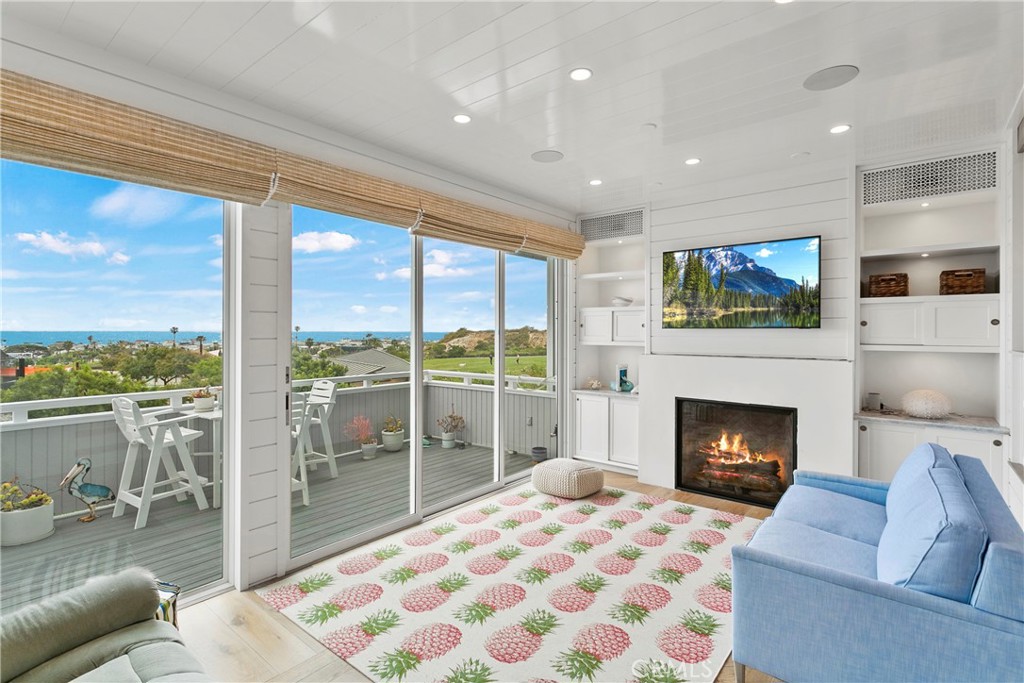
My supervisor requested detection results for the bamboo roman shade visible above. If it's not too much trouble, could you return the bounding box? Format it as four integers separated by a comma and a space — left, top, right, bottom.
1, 70, 584, 260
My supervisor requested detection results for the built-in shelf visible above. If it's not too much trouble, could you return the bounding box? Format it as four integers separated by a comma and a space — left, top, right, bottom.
572, 388, 639, 399
572, 455, 638, 472
860, 344, 1000, 354
860, 293, 999, 304
856, 410, 1008, 434
578, 270, 645, 282
861, 241, 999, 261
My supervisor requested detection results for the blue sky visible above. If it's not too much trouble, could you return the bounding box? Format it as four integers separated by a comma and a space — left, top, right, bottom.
2, 161, 549, 333
733, 237, 820, 286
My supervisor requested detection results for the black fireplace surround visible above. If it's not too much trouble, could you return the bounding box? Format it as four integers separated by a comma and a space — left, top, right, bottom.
675, 397, 797, 508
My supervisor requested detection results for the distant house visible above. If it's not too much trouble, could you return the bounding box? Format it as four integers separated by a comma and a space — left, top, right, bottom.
336, 349, 410, 377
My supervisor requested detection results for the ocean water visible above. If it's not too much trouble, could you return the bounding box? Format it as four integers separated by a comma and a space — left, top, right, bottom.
1, 331, 445, 347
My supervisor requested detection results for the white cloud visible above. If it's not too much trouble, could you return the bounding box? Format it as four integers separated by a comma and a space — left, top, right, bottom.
449, 290, 489, 302
375, 272, 388, 281
392, 262, 473, 279
107, 251, 131, 265
379, 305, 398, 314
184, 202, 224, 221
350, 305, 368, 314
373, 256, 387, 266
804, 238, 820, 252
392, 267, 412, 280
1, 269, 90, 280
293, 231, 359, 254
208, 257, 223, 269
755, 248, 775, 258
90, 184, 187, 226
16, 231, 107, 258
426, 249, 455, 265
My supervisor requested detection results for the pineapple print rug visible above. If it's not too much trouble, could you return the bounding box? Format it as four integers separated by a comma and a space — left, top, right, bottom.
257, 485, 760, 683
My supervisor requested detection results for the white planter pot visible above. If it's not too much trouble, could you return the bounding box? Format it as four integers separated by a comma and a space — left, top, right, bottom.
441, 432, 456, 449
1, 504, 55, 546
192, 396, 215, 412
361, 443, 378, 460
381, 429, 405, 452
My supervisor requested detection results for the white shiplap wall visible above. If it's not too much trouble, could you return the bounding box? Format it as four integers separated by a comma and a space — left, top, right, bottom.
226, 202, 291, 589
648, 163, 855, 360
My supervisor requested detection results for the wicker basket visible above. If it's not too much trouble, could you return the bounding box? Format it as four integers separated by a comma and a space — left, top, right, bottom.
868, 273, 909, 297
939, 268, 985, 295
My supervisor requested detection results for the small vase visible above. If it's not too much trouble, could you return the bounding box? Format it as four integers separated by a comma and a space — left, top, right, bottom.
361, 443, 378, 460
441, 432, 456, 449
381, 429, 405, 452
1, 504, 54, 546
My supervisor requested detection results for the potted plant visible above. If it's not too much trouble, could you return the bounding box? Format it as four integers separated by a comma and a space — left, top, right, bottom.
436, 405, 465, 449
189, 387, 215, 412
344, 415, 378, 460
1, 477, 54, 546
381, 414, 405, 452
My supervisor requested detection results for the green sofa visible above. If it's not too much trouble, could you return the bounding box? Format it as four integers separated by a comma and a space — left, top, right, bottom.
0, 568, 210, 683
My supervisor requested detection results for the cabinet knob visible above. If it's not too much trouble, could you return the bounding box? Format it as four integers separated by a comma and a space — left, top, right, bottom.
859, 425, 867, 432
993, 439, 1002, 447
860, 321, 868, 327
991, 319, 1000, 326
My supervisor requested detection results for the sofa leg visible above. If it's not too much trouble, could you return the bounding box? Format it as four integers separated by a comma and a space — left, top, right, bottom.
734, 661, 746, 683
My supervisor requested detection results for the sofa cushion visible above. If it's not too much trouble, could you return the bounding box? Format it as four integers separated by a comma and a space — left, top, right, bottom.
747, 517, 878, 579
772, 485, 887, 546
955, 454, 1024, 622
73, 642, 210, 683
877, 466, 988, 602
887, 442, 960, 516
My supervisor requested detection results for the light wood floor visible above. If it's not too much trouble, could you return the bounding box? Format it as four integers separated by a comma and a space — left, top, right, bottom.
178, 472, 779, 683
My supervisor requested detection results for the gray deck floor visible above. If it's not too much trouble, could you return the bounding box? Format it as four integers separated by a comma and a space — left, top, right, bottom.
1, 445, 532, 613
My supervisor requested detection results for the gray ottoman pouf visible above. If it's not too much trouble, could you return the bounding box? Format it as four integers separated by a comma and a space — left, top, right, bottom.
531, 459, 604, 499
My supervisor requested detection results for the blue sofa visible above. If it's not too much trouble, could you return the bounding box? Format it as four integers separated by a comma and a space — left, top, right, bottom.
732, 443, 1024, 683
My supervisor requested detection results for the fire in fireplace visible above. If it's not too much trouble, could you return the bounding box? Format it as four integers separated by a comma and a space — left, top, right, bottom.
676, 398, 796, 507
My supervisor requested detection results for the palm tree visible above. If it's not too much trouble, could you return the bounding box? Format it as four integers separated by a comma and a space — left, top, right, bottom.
170, 326, 179, 348
196, 335, 206, 355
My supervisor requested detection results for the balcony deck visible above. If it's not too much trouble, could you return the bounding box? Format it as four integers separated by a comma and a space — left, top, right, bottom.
1, 443, 533, 614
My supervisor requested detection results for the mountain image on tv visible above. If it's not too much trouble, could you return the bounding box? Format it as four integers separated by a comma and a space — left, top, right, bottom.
662, 236, 821, 329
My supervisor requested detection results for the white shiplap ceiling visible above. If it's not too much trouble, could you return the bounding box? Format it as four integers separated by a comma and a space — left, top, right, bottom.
2, 1, 1022, 215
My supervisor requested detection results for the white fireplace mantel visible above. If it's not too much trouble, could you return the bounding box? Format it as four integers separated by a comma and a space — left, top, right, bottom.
638, 354, 855, 489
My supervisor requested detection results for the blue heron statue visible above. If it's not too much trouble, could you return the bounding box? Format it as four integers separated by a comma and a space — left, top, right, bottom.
59, 458, 115, 522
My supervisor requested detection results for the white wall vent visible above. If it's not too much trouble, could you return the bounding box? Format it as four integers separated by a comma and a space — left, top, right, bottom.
862, 151, 996, 205
579, 209, 644, 241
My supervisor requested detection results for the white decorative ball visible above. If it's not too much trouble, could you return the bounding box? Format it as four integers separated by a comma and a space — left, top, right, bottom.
901, 389, 952, 419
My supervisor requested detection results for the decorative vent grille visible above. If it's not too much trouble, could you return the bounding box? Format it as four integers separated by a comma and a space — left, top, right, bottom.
580, 209, 644, 241
862, 151, 996, 205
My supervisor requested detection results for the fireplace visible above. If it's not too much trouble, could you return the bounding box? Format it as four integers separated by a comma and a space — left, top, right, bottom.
676, 398, 796, 507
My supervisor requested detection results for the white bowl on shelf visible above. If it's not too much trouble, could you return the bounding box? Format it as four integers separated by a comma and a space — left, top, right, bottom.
611, 296, 634, 307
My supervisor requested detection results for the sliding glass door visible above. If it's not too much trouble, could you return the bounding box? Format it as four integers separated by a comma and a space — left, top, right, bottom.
420, 238, 499, 509
289, 207, 413, 558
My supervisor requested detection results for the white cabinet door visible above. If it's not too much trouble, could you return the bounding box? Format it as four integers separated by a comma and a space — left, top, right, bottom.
580, 309, 613, 345
857, 422, 922, 481
924, 299, 1000, 347
860, 302, 922, 345
612, 309, 645, 344
931, 430, 1006, 488
609, 398, 639, 465
575, 393, 609, 461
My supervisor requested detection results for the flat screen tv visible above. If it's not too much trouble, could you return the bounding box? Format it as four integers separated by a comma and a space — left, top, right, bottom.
662, 235, 821, 329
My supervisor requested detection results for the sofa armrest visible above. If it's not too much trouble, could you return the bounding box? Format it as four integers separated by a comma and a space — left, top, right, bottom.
792, 469, 889, 505
732, 545, 1024, 682
0, 568, 159, 683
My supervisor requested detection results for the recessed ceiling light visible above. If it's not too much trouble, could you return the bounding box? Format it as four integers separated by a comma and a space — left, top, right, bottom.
531, 149, 564, 163
589, 179, 603, 186
830, 123, 852, 135
617, 240, 624, 244
775, 0, 794, 4
642, 122, 658, 130
921, 253, 930, 258
803, 65, 860, 91
790, 151, 811, 158
569, 68, 593, 81
453, 114, 471, 124
921, 202, 930, 207
684, 158, 701, 166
